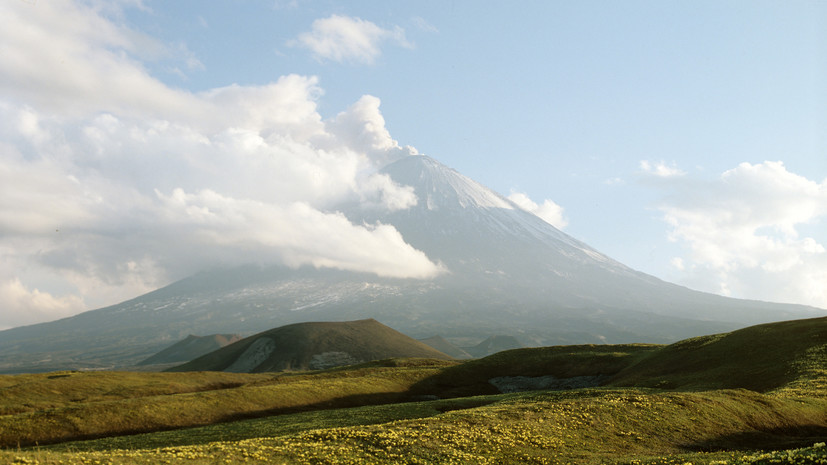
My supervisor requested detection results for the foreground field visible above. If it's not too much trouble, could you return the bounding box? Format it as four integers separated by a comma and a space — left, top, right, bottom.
3, 389, 827, 464
1, 317, 826, 464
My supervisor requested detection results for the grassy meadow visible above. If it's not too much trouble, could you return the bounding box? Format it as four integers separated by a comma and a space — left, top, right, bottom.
1, 317, 826, 464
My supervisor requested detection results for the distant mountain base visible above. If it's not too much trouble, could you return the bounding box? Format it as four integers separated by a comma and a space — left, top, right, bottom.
137, 334, 242, 366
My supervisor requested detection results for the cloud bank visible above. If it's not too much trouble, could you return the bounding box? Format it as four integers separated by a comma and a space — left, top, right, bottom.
0, 1, 441, 328
650, 161, 827, 309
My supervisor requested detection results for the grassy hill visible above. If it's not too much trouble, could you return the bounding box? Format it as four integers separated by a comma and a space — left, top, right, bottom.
168, 319, 453, 373
412, 343, 659, 397
607, 316, 827, 395
1, 317, 826, 464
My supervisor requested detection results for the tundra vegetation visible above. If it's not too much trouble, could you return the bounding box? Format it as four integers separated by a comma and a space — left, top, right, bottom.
1, 317, 826, 464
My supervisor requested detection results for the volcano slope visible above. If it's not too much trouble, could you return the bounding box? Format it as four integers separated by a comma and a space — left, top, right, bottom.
2, 316, 826, 464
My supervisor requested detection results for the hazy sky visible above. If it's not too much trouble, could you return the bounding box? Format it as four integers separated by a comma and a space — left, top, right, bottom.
1, 0, 825, 329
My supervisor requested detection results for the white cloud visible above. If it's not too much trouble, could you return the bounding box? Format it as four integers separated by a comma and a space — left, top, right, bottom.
654, 161, 827, 308
291, 14, 410, 64
0, 0, 206, 119
640, 160, 686, 178
353, 173, 418, 212
326, 95, 419, 166
411, 16, 439, 34
200, 76, 325, 136
154, 189, 444, 279
0, 1, 443, 329
507, 191, 569, 229
0, 278, 85, 329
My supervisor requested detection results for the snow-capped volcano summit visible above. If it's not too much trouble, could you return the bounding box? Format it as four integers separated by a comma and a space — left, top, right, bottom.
348, 155, 639, 285
0, 155, 821, 372
376, 155, 579, 246
384, 155, 517, 210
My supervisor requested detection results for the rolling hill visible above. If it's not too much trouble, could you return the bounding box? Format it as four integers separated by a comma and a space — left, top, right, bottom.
412, 316, 827, 398
607, 315, 827, 394
168, 319, 453, 373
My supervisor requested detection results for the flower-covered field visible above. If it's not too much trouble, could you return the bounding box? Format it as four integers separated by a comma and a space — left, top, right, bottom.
4, 389, 827, 465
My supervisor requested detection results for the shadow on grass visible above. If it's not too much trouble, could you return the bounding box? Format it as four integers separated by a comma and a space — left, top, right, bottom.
685, 424, 827, 453
42, 391, 500, 452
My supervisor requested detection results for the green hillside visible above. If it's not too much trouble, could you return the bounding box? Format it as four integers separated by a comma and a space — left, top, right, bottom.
0, 359, 454, 448
413, 343, 659, 397
607, 316, 827, 395
169, 319, 453, 373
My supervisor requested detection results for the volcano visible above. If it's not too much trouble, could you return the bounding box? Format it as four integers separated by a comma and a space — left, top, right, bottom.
0, 155, 821, 372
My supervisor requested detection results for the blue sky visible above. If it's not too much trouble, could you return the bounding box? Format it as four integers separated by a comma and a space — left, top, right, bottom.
0, 0, 825, 329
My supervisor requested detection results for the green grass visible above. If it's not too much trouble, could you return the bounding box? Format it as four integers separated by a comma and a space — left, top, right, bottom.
0, 361, 451, 448
0, 370, 273, 416
43, 395, 499, 452
3, 389, 826, 464
1, 317, 826, 464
